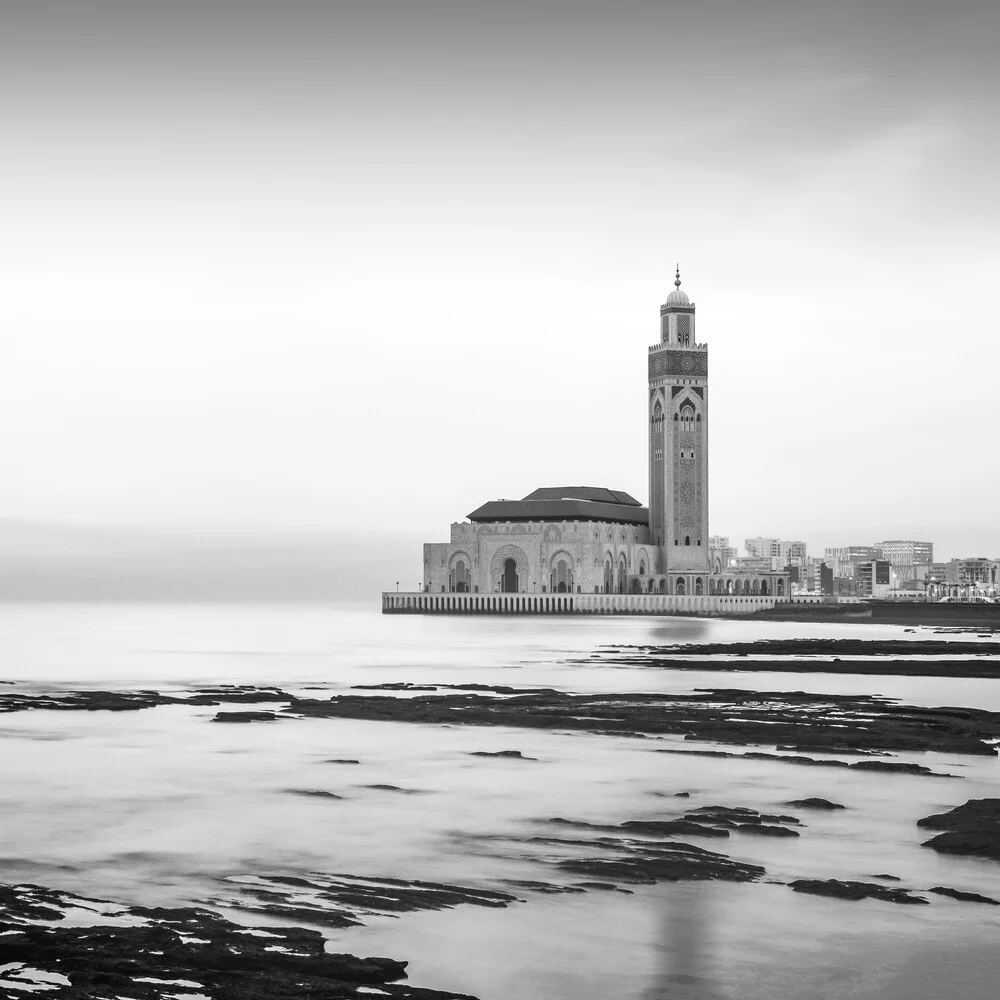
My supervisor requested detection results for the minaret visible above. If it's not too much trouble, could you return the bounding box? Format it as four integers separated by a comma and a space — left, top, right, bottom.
648, 267, 710, 592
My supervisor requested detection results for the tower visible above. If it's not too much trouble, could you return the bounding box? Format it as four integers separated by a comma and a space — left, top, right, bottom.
648, 267, 710, 591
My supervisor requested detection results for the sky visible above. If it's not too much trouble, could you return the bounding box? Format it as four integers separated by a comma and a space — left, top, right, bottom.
1, 1, 998, 597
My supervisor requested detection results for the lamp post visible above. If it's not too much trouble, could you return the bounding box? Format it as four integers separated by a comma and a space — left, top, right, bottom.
395, 581, 399, 593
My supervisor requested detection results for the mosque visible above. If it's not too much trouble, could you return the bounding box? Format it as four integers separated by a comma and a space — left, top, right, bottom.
384, 272, 789, 614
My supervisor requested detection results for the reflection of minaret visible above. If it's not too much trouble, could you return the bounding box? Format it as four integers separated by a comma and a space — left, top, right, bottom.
648, 267, 710, 591
644, 884, 726, 1000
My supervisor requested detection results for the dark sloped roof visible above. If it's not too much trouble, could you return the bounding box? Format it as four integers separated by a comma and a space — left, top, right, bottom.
521, 486, 642, 507
468, 499, 649, 526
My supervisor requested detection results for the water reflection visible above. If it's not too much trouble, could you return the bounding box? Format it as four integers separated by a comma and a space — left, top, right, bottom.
644, 884, 726, 1000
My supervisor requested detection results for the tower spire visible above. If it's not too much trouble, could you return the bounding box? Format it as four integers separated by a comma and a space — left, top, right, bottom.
674, 264, 681, 289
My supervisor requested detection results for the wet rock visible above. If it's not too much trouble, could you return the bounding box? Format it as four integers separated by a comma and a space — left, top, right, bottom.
850, 761, 945, 776
361, 784, 428, 794
735, 824, 799, 837
871, 874, 902, 881
0, 881, 481, 999
284, 789, 345, 799
927, 886, 1000, 905
214, 872, 519, 928
654, 748, 960, 778
789, 879, 929, 905
497, 879, 584, 894
674, 791, 691, 798
621, 819, 730, 838
469, 750, 538, 760
917, 798, 1000, 860
212, 710, 279, 723
786, 798, 845, 810
323, 759, 361, 765
557, 841, 766, 885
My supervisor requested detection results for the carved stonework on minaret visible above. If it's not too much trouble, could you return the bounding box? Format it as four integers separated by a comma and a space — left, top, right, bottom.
648, 267, 710, 586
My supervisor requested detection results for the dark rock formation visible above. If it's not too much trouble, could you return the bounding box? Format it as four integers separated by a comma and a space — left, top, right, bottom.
786, 798, 845, 810
4, 679, 998, 762
212, 710, 279, 723
211, 872, 518, 929
655, 747, 959, 778
469, 750, 537, 760
323, 759, 361, 765
361, 784, 427, 794
927, 886, 1000, 905
789, 879, 929, 905
917, 799, 1000, 860
0, 881, 480, 999
288, 686, 999, 759
284, 789, 345, 799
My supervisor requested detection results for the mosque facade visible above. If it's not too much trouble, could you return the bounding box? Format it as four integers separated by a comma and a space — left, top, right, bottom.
419, 273, 788, 600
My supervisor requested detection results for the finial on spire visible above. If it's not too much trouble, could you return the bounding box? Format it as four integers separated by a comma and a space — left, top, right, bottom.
674, 264, 681, 289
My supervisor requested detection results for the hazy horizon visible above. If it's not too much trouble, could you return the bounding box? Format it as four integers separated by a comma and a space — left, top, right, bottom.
2, 1, 998, 597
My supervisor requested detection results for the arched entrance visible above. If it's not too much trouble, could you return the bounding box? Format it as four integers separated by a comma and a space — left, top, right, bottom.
776, 578, 785, 596
451, 558, 470, 593
551, 555, 573, 594
501, 558, 518, 593
761, 579, 769, 596
675, 577, 686, 595
617, 556, 627, 595
604, 558, 613, 594
695, 577, 704, 595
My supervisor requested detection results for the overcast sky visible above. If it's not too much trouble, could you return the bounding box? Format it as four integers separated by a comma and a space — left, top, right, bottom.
1, 1, 997, 596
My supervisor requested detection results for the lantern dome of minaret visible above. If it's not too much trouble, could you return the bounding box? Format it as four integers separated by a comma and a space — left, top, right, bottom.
664, 266, 690, 306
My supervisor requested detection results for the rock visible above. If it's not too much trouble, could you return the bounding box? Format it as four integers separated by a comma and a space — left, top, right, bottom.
557, 841, 766, 884
927, 886, 1000, 905
871, 874, 902, 881
917, 799, 1000, 860
362, 784, 428, 794
213, 872, 519, 928
786, 798, 845, 810
497, 879, 585, 894
850, 761, 949, 776
921, 830, 1000, 859
283, 789, 344, 799
323, 758, 361, 764
674, 791, 691, 798
0, 880, 481, 999
735, 824, 799, 837
621, 819, 730, 838
789, 879, 929, 905
469, 750, 538, 760
212, 710, 279, 723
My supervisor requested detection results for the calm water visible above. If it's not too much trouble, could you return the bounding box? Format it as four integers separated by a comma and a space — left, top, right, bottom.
2, 603, 999, 999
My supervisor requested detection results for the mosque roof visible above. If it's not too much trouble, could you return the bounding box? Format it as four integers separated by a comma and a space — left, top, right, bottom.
468, 486, 649, 526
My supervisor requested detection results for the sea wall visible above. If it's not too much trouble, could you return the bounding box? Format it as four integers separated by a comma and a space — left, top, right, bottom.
381, 591, 783, 616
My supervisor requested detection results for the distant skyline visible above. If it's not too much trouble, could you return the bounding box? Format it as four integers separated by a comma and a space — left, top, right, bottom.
2, 1, 998, 596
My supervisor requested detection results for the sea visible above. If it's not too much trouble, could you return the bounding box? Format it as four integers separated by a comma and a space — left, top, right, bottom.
1, 602, 999, 999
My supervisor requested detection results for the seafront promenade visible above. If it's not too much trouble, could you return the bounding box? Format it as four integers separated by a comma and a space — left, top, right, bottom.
380, 591, 827, 616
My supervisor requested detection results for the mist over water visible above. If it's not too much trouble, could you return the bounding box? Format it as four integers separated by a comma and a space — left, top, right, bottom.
2, 603, 999, 999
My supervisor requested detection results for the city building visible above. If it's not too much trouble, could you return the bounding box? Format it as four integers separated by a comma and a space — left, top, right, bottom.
419, 271, 789, 600
746, 538, 807, 567
709, 535, 738, 568
856, 560, 892, 599
874, 540, 933, 587
824, 546, 877, 581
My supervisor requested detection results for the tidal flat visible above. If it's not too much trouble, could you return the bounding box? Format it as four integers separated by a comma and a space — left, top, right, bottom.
2, 604, 1000, 999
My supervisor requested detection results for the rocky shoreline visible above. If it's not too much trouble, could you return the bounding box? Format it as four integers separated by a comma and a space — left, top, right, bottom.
0, 882, 480, 999
593, 637, 1000, 677
4, 678, 999, 763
